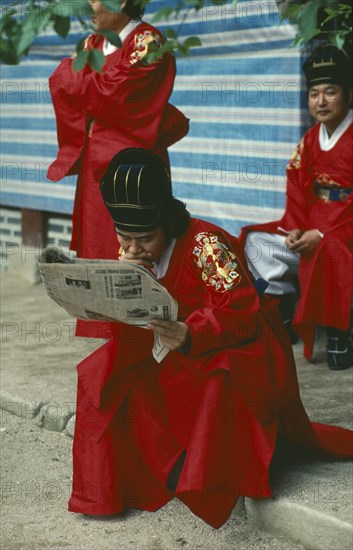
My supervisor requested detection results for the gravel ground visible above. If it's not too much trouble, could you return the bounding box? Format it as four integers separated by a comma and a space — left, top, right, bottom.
0, 410, 307, 550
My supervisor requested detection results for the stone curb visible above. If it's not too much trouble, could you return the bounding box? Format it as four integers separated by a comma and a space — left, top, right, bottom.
0, 391, 75, 436
245, 497, 353, 550
0, 391, 47, 420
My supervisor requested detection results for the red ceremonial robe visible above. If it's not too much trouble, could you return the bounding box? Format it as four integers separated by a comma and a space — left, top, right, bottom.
240, 122, 353, 360
69, 218, 353, 529
47, 23, 189, 339
47, 23, 189, 259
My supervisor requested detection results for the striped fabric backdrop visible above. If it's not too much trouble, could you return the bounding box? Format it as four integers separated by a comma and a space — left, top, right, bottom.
0, 0, 312, 236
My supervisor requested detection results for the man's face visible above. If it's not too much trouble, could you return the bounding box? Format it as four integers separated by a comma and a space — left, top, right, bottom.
308, 84, 351, 133
88, 1, 125, 31
115, 228, 168, 262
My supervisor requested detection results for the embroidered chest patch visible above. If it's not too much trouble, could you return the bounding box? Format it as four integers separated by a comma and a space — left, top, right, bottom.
130, 31, 163, 65
192, 232, 241, 292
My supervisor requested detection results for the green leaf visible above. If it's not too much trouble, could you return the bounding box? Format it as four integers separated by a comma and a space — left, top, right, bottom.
52, 1, 74, 18
73, 0, 92, 17
324, 7, 337, 16
145, 41, 174, 63
72, 49, 89, 72
0, 10, 16, 34
53, 0, 89, 18
183, 36, 202, 49
11, 18, 36, 58
297, 0, 320, 42
0, 13, 17, 35
35, 10, 53, 34
98, 29, 122, 48
282, 0, 352, 47
290, 35, 307, 47
88, 48, 105, 73
281, 2, 302, 23
329, 31, 346, 49
176, 36, 202, 55
100, 0, 121, 13
53, 16, 70, 38
177, 44, 187, 55
165, 28, 177, 40
0, 37, 20, 64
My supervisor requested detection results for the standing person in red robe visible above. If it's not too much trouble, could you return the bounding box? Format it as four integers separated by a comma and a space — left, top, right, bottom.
241, 43, 353, 370
47, 0, 189, 261
68, 147, 353, 529
47, 0, 188, 339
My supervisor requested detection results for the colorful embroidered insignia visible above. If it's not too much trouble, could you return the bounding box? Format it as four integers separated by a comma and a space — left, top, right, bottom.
287, 138, 303, 170
192, 233, 241, 292
130, 31, 163, 65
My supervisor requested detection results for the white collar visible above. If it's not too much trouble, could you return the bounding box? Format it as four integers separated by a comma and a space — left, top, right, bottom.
103, 19, 141, 55
319, 110, 353, 151
152, 239, 177, 280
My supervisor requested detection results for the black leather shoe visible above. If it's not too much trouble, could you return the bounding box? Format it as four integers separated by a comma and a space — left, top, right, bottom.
326, 334, 353, 370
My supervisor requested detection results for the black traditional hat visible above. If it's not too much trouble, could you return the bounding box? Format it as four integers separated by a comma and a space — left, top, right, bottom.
303, 43, 352, 90
100, 148, 172, 232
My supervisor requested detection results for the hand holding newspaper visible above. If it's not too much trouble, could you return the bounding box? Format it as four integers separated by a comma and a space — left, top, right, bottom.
38, 247, 178, 363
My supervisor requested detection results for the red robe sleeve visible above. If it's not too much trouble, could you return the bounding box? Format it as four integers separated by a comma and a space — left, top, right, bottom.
48, 66, 88, 181
276, 137, 314, 232
182, 231, 262, 357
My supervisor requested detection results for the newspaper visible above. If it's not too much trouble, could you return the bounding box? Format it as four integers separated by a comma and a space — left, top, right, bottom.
38, 247, 178, 363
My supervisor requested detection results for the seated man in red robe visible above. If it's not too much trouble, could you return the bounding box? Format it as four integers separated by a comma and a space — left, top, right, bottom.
241, 43, 353, 370
68, 148, 352, 529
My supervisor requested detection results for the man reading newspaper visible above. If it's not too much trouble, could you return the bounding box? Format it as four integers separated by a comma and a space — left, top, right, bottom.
61, 148, 352, 529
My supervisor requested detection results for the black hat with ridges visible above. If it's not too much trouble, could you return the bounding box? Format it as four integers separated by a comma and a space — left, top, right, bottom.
303, 43, 352, 90
100, 148, 172, 232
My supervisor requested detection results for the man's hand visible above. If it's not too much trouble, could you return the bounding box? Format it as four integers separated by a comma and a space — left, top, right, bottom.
284, 228, 303, 248
147, 320, 190, 351
119, 250, 154, 270
286, 229, 321, 254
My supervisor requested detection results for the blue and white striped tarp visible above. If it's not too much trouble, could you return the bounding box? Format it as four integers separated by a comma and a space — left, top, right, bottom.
0, 0, 312, 236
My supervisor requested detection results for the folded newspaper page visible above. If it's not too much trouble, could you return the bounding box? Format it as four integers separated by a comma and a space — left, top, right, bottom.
38, 247, 178, 363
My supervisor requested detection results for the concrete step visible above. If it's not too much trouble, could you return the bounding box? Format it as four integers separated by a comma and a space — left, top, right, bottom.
245, 457, 353, 550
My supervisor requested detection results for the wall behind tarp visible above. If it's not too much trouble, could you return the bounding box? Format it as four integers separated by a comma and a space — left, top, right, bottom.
0, 0, 312, 236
